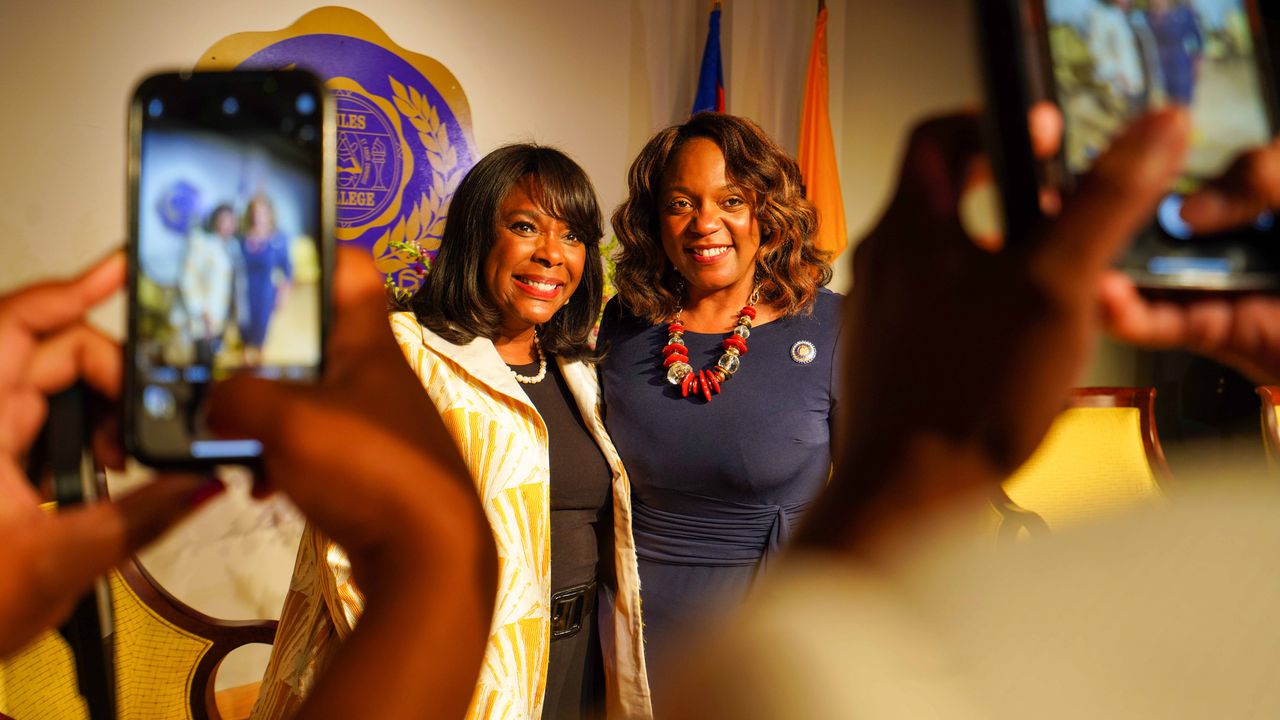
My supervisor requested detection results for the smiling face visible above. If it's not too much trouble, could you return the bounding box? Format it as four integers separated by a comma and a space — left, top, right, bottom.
658, 137, 761, 299
483, 178, 586, 338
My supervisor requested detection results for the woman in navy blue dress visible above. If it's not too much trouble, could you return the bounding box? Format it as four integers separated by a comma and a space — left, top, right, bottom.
239, 194, 293, 365
599, 112, 840, 707
1145, 0, 1203, 105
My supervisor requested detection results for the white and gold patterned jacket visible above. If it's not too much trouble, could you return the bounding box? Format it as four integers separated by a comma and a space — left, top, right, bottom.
251, 312, 652, 720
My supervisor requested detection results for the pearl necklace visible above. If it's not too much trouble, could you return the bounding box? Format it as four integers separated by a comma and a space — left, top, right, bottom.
662, 288, 759, 402
510, 331, 547, 385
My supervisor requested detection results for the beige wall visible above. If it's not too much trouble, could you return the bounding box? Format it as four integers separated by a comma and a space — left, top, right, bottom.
838, 0, 980, 288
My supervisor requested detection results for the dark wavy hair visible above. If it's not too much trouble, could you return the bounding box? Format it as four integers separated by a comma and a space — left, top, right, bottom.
410, 144, 604, 360
611, 112, 832, 324
205, 203, 236, 234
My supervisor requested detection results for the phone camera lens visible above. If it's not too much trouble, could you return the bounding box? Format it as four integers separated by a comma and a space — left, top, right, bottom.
222, 96, 239, 115
147, 98, 164, 118
295, 92, 316, 116
298, 124, 316, 142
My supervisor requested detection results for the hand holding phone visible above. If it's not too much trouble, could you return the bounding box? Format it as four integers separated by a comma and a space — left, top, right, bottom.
978, 0, 1280, 291
125, 71, 334, 467
1099, 133, 1280, 384
0, 253, 221, 659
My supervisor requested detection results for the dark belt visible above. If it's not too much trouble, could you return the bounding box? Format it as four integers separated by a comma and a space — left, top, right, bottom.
550, 581, 597, 641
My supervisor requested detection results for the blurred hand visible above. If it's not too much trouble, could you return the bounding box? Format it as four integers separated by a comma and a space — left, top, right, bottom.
802, 109, 1190, 552
207, 248, 495, 719
208, 249, 491, 588
1102, 135, 1280, 384
0, 253, 217, 658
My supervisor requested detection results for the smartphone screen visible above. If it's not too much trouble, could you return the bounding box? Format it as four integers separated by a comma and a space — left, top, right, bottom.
1031, 0, 1280, 289
127, 71, 332, 465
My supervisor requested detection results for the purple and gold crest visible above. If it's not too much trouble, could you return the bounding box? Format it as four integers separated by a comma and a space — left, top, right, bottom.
197, 7, 475, 298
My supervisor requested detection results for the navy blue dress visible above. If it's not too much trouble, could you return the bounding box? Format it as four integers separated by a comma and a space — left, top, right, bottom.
598, 289, 842, 701
239, 231, 293, 347
1146, 7, 1202, 105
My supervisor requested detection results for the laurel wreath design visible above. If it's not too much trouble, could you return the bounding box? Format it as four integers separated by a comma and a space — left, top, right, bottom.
372, 75, 466, 305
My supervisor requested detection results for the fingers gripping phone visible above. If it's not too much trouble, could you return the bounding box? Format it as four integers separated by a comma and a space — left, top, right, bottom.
978, 0, 1280, 291
126, 71, 334, 466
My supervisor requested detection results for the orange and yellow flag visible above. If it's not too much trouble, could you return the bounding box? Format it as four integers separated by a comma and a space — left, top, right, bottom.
798, 3, 848, 258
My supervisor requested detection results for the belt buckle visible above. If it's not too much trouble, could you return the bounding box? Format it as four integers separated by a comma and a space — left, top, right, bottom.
550, 582, 595, 640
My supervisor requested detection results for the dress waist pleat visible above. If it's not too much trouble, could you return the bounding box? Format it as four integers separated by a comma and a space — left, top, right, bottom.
631, 489, 809, 568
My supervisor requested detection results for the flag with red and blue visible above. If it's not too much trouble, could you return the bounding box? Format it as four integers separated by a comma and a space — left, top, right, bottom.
692, 3, 725, 114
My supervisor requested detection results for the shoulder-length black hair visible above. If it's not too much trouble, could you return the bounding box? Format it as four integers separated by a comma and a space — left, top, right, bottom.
410, 143, 604, 360
205, 203, 236, 234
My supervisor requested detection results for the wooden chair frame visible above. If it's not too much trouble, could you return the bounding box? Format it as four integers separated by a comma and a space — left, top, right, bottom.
1257, 386, 1280, 466
117, 557, 277, 720
97, 463, 278, 720
991, 387, 1173, 543
1068, 386, 1173, 488
61, 465, 275, 719
1, 560, 275, 720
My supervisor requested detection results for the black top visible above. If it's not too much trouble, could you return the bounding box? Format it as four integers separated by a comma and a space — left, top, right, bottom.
508, 357, 613, 591
510, 357, 611, 719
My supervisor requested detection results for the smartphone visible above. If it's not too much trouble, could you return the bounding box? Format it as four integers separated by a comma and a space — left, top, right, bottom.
978, 0, 1280, 291
126, 71, 334, 466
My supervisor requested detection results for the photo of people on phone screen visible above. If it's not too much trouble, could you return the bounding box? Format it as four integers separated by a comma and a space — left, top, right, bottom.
137, 128, 320, 440
1045, 0, 1271, 187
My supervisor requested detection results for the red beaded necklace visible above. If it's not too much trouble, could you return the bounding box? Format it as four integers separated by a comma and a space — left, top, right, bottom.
661, 288, 760, 402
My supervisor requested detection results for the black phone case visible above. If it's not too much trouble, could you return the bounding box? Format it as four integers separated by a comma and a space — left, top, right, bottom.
124, 71, 334, 468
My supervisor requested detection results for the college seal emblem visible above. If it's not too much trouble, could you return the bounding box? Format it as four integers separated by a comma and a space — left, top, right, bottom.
790, 340, 817, 365
197, 7, 476, 299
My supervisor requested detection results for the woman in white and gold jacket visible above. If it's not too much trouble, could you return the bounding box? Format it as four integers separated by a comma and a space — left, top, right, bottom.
252, 145, 651, 720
